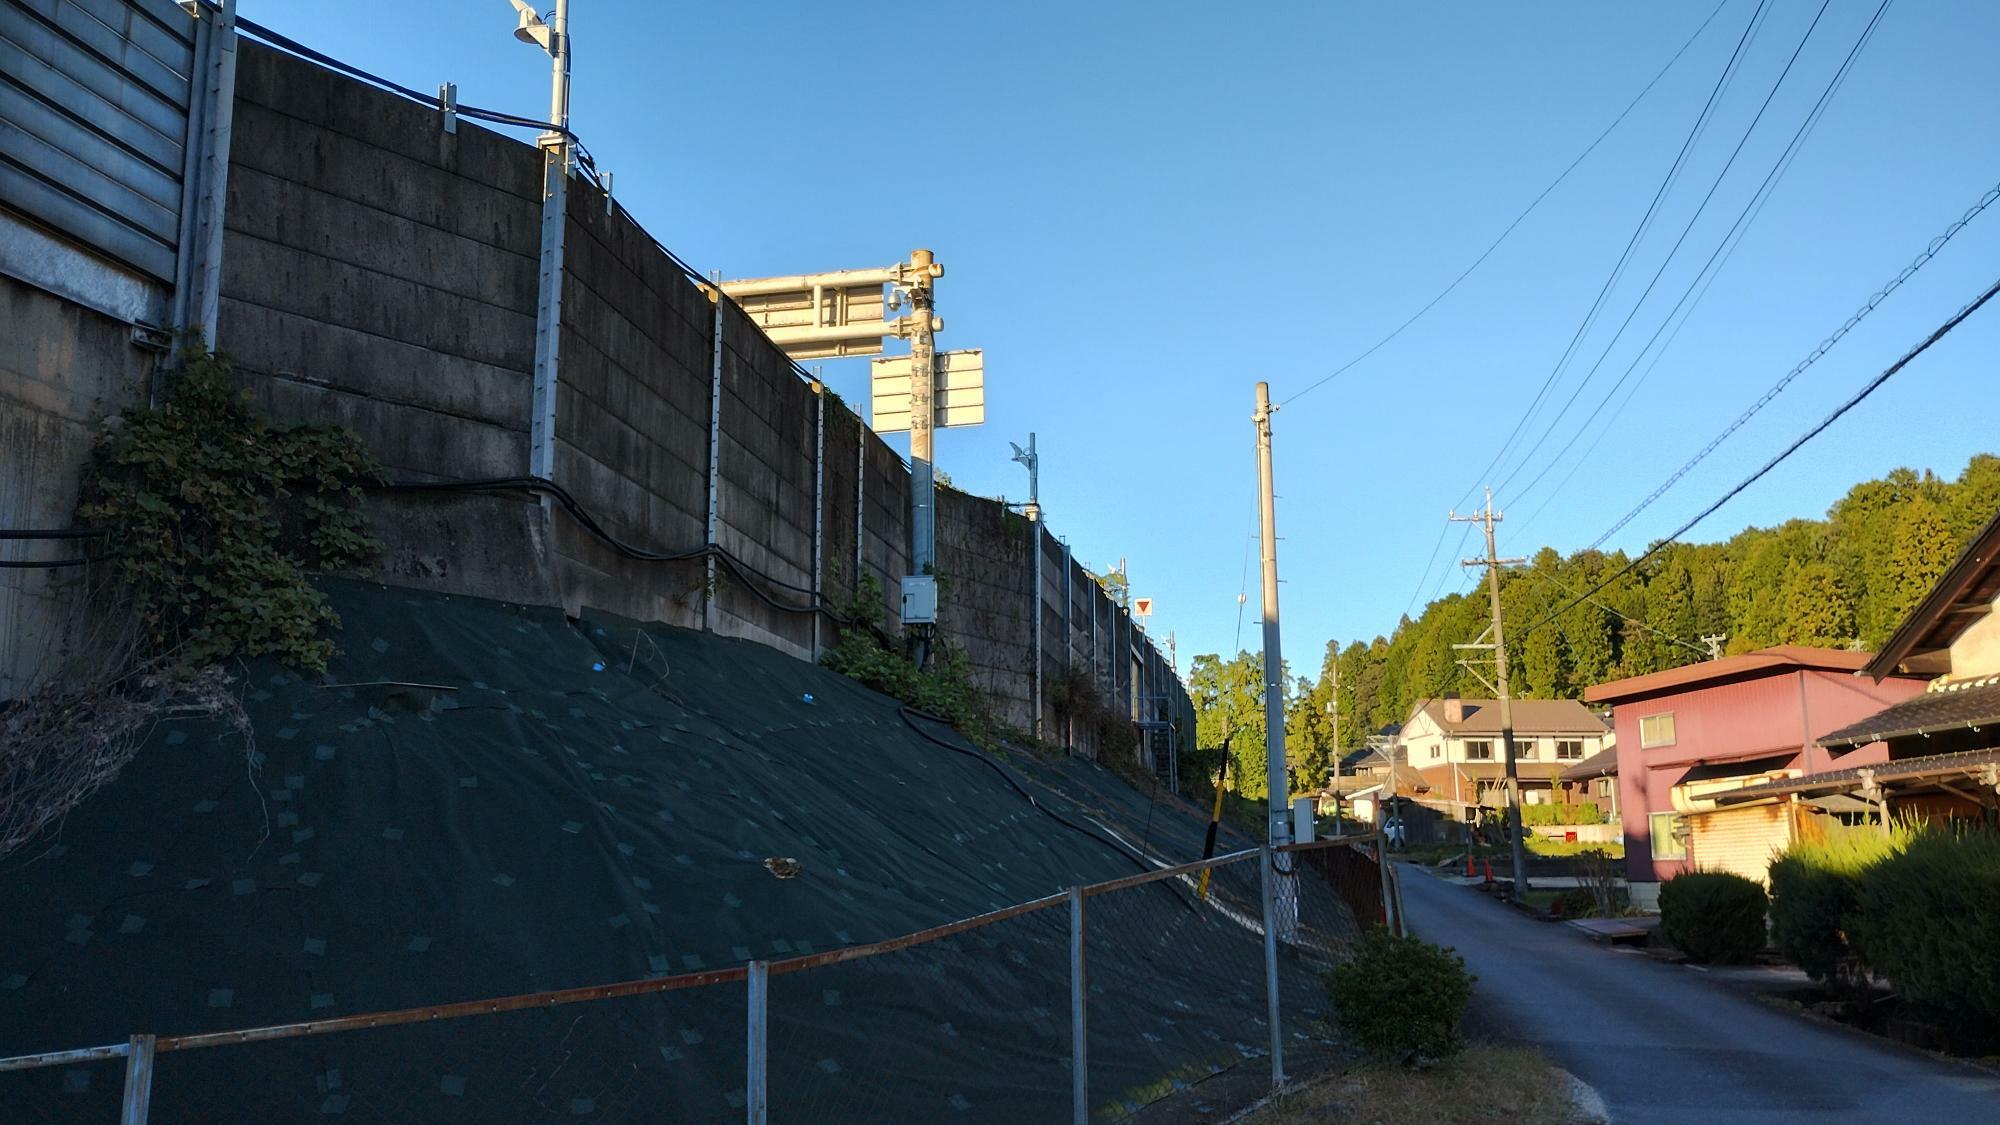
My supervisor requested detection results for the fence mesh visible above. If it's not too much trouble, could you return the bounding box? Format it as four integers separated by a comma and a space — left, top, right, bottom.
0, 1052, 129, 1123
142, 984, 746, 1122
766, 906, 1072, 1121
1, 841, 1385, 1122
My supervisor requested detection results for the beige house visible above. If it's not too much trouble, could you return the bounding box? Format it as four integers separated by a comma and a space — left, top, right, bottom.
1395, 695, 1613, 817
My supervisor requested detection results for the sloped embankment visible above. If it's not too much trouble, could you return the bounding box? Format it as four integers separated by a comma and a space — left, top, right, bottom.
1, 579, 1325, 1120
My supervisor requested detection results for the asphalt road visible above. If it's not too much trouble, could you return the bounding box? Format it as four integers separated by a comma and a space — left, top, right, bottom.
1395, 863, 2000, 1123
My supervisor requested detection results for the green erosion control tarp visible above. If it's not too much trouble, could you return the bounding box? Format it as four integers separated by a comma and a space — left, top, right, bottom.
0, 580, 1351, 1121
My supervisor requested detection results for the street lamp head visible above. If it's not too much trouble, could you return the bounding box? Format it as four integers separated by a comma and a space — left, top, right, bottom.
510, 1, 554, 51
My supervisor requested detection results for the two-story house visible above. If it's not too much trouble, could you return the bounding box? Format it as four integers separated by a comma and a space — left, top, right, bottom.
1394, 695, 1612, 818
1586, 647, 1926, 905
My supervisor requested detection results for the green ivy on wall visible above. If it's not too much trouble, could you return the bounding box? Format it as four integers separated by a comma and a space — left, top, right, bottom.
78, 349, 384, 672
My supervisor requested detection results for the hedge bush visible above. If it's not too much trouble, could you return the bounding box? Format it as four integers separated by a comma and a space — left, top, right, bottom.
1328, 927, 1476, 1059
1521, 802, 1606, 827
1767, 824, 1910, 989
1852, 828, 2000, 1029
1658, 870, 1767, 963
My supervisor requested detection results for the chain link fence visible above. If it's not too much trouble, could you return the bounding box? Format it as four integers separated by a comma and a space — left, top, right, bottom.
1, 836, 1390, 1123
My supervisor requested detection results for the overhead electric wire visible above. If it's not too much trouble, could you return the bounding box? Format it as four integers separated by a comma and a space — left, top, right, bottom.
1452, 0, 1772, 504
1397, 518, 1456, 624
1581, 173, 1999, 550
1277, 0, 1733, 409
1517, 270, 2000, 641
1530, 570, 1712, 658
1504, 0, 1896, 513
1495, 0, 1845, 504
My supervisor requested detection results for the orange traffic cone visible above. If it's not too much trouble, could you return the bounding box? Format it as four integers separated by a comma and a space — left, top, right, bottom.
1464, 852, 1475, 878
1483, 858, 1494, 884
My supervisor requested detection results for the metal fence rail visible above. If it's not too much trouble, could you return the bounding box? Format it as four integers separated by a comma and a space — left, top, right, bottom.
1, 835, 1390, 1122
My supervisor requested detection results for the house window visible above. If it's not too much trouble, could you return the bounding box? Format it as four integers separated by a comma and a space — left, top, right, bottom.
1649, 811, 1688, 860
1555, 739, 1584, 760
1639, 713, 1676, 748
1465, 740, 1493, 761
1596, 777, 1614, 798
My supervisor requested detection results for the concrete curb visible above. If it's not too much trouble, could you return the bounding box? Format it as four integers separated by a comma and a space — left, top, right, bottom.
1557, 1066, 1611, 1123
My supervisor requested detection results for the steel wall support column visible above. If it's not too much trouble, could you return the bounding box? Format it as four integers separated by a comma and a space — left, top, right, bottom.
703, 277, 724, 632
526, 0, 571, 481
812, 376, 825, 661
1031, 521, 1043, 740
171, 0, 238, 343
526, 162, 569, 480
854, 413, 866, 598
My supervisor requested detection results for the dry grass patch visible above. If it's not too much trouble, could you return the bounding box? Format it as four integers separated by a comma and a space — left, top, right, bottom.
1247, 1045, 1586, 1125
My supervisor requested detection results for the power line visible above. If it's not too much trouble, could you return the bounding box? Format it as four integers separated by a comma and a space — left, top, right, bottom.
1530, 569, 1713, 659
1583, 175, 1999, 550
1518, 270, 2000, 640
1397, 518, 1455, 623
1512, 24, 1875, 542
1504, 0, 1895, 512
1456, 0, 1773, 503
1233, 519, 1255, 653
1495, 0, 1846, 502
1278, 0, 1733, 409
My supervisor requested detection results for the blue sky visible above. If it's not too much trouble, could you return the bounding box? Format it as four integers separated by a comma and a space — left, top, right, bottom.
246, 0, 2000, 675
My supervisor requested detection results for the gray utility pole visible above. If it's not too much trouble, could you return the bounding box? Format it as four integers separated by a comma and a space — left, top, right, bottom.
1252, 383, 1290, 850
906, 248, 939, 665
1701, 634, 1728, 660
517, 0, 572, 482
1452, 489, 1530, 892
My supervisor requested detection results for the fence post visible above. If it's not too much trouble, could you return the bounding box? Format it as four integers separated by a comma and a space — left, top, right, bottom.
1068, 886, 1087, 1125
1259, 847, 1285, 1089
119, 1034, 155, 1125
746, 961, 768, 1125
1376, 838, 1400, 935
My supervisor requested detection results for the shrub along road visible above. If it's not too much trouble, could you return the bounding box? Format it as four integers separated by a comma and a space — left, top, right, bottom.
1395, 864, 2000, 1123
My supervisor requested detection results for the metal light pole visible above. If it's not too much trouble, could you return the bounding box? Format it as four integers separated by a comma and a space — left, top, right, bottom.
515, 0, 572, 482
1013, 434, 1042, 738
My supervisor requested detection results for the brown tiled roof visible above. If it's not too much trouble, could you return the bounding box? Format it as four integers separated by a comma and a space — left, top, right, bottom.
1559, 747, 1618, 781
1716, 745, 2000, 804
1584, 646, 1883, 704
1414, 698, 1607, 735
1817, 677, 2000, 748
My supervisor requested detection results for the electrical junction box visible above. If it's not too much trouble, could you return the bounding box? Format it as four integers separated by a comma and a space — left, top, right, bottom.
901, 575, 938, 625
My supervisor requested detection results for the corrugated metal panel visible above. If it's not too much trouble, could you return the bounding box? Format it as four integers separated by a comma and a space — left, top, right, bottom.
0, 0, 194, 281
1690, 804, 1792, 885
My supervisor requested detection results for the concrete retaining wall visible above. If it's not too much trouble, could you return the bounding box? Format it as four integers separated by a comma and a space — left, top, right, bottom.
3, 41, 1192, 759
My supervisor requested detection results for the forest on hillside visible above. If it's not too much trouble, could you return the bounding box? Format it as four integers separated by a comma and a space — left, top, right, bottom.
1191, 455, 2000, 799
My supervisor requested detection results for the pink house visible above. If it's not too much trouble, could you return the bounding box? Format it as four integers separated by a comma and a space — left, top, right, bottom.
1584, 647, 1926, 904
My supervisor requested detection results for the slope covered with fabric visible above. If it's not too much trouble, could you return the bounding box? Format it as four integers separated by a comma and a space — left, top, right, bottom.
0, 579, 1337, 1120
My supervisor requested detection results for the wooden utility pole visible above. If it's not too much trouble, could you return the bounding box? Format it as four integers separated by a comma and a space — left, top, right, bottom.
1452, 489, 1530, 892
